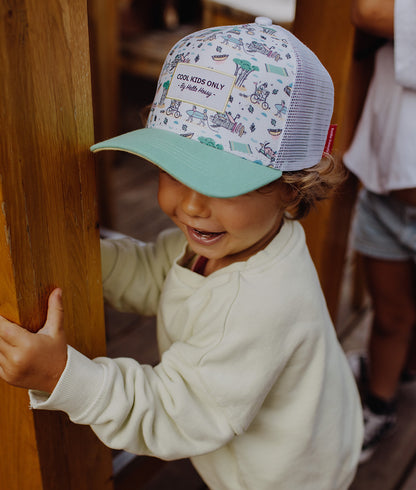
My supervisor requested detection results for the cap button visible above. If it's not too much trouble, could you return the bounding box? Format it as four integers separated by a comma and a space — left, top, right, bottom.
255, 17, 273, 26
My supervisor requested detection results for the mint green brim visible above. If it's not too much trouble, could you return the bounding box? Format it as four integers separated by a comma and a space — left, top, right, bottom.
90, 128, 282, 198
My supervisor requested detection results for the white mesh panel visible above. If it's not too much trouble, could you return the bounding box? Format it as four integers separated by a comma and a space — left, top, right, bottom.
277, 30, 334, 171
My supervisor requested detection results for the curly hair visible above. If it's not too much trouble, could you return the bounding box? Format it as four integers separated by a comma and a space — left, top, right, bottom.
258, 154, 347, 220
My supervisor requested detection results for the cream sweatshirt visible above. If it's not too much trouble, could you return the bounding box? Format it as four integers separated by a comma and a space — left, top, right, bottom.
30, 220, 362, 489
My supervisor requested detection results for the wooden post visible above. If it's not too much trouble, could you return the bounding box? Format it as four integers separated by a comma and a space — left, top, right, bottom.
0, 1, 113, 489
293, 0, 371, 322
88, 0, 120, 228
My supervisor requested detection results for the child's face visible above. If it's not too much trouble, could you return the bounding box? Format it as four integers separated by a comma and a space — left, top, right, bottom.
158, 171, 291, 274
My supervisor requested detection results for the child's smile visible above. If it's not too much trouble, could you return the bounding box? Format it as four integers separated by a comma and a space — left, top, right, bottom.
187, 226, 226, 245
158, 170, 291, 275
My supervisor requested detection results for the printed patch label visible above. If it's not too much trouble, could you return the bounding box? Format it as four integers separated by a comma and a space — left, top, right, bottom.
167, 63, 235, 113
323, 124, 337, 155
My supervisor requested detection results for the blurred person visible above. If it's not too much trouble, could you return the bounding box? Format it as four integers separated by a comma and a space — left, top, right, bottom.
344, 0, 416, 464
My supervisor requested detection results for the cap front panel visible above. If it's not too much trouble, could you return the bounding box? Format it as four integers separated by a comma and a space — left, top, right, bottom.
147, 22, 297, 171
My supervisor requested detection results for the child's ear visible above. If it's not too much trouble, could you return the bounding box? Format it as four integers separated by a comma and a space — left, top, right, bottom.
280, 181, 298, 204
280, 183, 300, 216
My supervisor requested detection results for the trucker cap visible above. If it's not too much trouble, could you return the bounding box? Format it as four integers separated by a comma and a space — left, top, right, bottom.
91, 17, 334, 197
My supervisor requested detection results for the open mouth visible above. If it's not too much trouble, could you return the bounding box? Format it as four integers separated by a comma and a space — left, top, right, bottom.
193, 228, 223, 238
187, 226, 225, 245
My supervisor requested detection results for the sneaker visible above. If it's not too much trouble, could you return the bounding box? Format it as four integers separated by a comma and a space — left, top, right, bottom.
360, 405, 396, 463
347, 352, 398, 462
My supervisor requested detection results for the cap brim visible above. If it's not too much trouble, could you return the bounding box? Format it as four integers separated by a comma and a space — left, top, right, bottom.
91, 128, 282, 198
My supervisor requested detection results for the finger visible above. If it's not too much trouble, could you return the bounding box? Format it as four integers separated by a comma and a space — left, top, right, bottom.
0, 351, 10, 381
42, 288, 64, 335
0, 317, 24, 347
0, 347, 14, 372
0, 317, 10, 343
0, 335, 14, 356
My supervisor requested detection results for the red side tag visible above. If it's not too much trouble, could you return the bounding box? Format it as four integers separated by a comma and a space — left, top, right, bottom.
323, 124, 337, 155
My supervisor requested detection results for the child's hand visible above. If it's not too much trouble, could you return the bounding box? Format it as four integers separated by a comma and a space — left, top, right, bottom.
0, 288, 68, 394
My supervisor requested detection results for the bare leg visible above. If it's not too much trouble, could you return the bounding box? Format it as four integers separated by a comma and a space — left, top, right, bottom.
363, 257, 416, 400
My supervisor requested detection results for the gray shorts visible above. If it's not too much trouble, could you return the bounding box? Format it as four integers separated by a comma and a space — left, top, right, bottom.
351, 189, 416, 262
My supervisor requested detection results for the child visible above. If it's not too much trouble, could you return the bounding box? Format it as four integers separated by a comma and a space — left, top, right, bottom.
0, 18, 363, 489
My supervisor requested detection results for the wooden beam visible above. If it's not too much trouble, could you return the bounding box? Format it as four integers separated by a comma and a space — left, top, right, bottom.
293, 0, 371, 322
0, 1, 113, 488
88, 0, 120, 228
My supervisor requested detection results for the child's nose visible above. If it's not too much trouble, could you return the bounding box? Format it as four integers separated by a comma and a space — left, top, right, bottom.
181, 189, 210, 218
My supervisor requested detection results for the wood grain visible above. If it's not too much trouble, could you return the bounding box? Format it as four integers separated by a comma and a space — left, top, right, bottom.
293, 0, 370, 321
0, 1, 113, 488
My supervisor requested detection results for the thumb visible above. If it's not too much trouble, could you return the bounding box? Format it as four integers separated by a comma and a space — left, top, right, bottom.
41, 288, 64, 336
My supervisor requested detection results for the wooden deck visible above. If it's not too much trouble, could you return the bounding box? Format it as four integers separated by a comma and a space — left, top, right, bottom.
101, 75, 416, 490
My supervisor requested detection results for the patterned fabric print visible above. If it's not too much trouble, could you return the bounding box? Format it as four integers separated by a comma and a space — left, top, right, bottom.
147, 24, 297, 170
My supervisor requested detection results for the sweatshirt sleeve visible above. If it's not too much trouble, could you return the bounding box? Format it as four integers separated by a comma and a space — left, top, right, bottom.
29, 342, 237, 460
394, 0, 416, 89
101, 228, 185, 315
